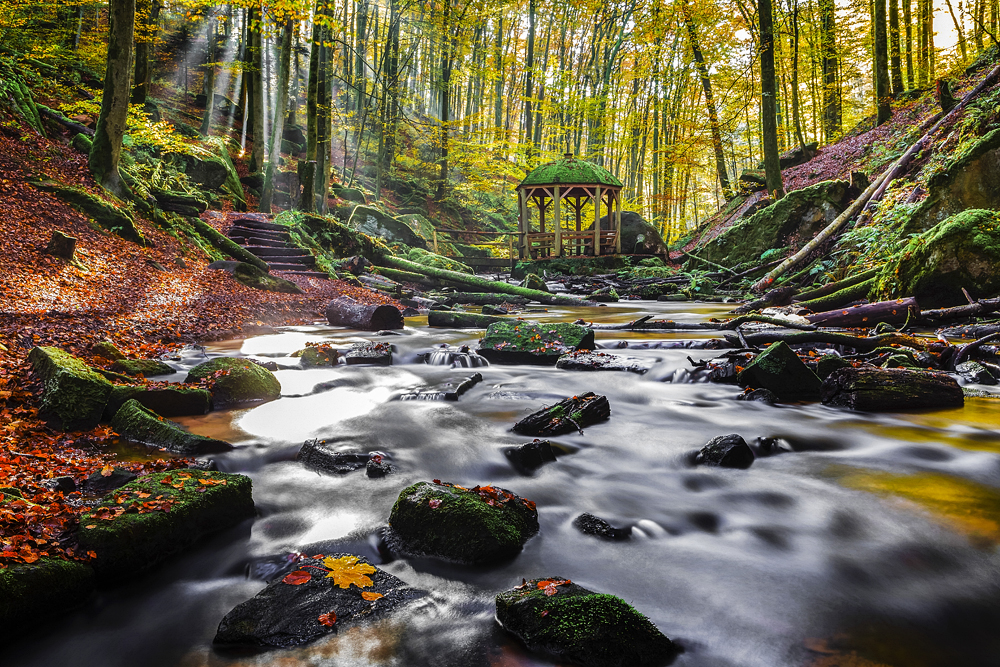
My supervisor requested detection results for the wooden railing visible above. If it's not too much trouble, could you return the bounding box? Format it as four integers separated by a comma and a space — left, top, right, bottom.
431, 228, 519, 270
524, 231, 619, 258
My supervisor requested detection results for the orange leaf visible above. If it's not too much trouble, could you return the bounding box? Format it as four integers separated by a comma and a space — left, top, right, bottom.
282, 570, 312, 585
322, 555, 376, 589
361, 591, 384, 601
318, 611, 337, 627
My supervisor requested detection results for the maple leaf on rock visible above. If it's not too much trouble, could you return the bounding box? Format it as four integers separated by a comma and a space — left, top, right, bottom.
322, 555, 376, 589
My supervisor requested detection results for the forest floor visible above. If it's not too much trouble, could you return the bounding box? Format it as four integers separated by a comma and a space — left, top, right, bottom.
0, 128, 400, 568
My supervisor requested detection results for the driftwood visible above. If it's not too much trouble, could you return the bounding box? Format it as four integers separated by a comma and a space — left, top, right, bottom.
922, 297, 1000, 323
953, 332, 1000, 367
727, 330, 927, 353
805, 298, 919, 328
939, 322, 1000, 338
325, 296, 403, 330
820, 367, 964, 411
753, 59, 1000, 292
444, 373, 483, 401
512, 392, 611, 436
427, 311, 506, 328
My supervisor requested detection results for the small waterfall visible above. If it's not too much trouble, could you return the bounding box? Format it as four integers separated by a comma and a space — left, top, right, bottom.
425, 345, 489, 368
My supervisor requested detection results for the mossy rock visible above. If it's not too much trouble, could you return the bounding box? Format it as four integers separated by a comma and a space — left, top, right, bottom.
231, 262, 303, 294
111, 359, 175, 377
880, 209, 1000, 307
387, 481, 539, 564
629, 266, 678, 279
71, 132, 93, 154
478, 321, 595, 365
293, 347, 339, 368
110, 399, 231, 455
92, 340, 125, 361
349, 204, 427, 248
588, 287, 619, 302
330, 181, 367, 204
591, 211, 668, 255
77, 470, 254, 580
396, 213, 457, 255
179, 154, 229, 190
695, 180, 849, 267
32, 182, 147, 246
185, 357, 281, 407
737, 341, 822, 400
0, 557, 95, 642
512, 256, 632, 279
280, 210, 389, 261
495, 578, 678, 667
638, 257, 665, 268
406, 247, 474, 274
28, 346, 112, 430
104, 384, 212, 418
521, 273, 548, 292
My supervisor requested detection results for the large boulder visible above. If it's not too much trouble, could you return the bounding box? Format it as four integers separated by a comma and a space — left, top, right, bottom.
696, 179, 849, 267
881, 209, 1000, 307
495, 578, 678, 667
77, 470, 254, 580
28, 346, 112, 430
0, 557, 95, 642
591, 211, 668, 255
214, 553, 424, 648
185, 357, 281, 407
406, 247, 474, 274
110, 399, 232, 455
181, 154, 229, 190
349, 205, 427, 248
104, 384, 212, 418
478, 321, 595, 365
737, 341, 822, 400
387, 480, 539, 564
396, 213, 457, 255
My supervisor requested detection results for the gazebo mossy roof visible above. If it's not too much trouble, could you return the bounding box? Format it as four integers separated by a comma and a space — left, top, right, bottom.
518, 155, 623, 189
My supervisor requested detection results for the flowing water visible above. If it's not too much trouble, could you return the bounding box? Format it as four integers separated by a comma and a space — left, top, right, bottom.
7, 301, 1000, 667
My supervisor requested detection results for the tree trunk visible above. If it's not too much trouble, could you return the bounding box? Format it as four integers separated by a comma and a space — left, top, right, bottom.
805, 297, 918, 327
325, 297, 404, 330
89, 0, 135, 197
523, 0, 536, 155
819, 0, 840, 140
821, 367, 963, 411
131, 0, 160, 105
789, 0, 807, 148
903, 0, 914, 88
874, 0, 892, 125
248, 5, 265, 174
199, 16, 218, 136
300, 7, 322, 212
889, 0, 903, 94
759, 0, 785, 198
260, 18, 293, 211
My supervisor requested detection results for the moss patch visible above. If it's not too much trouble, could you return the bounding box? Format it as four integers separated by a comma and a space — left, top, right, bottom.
737, 341, 822, 400
478, 321, 595, 365
77, 470, 254, 580
31, 181, 147, 246
185, 357, 281, 407
28, 346, 112, 430
0, 558, 95, 642
110, 399, 231, 454
407, 247, 474, 274
104, 384, 212, 418
111, 359, 175, 376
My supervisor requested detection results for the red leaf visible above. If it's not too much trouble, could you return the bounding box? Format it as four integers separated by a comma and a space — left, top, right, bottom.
428, 498, 442, 509
318, 611, 337, 627
282, 570, 312, 585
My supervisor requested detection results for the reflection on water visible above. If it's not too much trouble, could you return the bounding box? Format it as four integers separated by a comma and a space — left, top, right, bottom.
7, 300, 1000, 667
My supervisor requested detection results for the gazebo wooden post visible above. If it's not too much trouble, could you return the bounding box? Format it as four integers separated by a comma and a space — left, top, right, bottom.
593, 186, 602, 256
553, 186, 562, 257
518, 188, 529, 259
615, 190, 622, 254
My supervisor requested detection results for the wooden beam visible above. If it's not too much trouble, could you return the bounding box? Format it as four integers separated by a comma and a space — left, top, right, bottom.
615, 190, 622, 254
553, 185, 562, 257
593, 185, 601, 256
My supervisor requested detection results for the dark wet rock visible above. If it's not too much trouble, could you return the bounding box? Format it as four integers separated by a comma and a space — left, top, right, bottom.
695, 434, 755, 469
42, 476, 77, 493
104, 385, 212, 418
821, 366, 964, 411
345, 341, 393, 365
298, 440, 392, 476
366, 452, 394, 478
482, 304, 509, 315
293, 346, 340, 368
504, 439, 557, 474
92, 340, 126, 361
556, 350, 649, 374
386, 480, 539, 564
816, 354, 852, 380
110, 359, 175, 377
444, 372, 483, 401
573, 513, 631, 541
185, 357, 281, 407
423, 344, 490, 368
736, 388, 778, 404
588, 286, 620, 303
956, 360, 998, 385
214, 553, 424, 648
495, 578, 678, 667
78, 471, 253, 580
520, 273, 548, 292
737, 341, 822, 400
29, 346, 112, 430
754, 437, 793, 456
513, 392, 611, 436
478, 321, 595, 365
0, 558, 95, 642
351, 205, 427, 248
82, 468, 137, 495
187, 457, 219, 471
592, 210, 670, 255
111, 399, 233, 455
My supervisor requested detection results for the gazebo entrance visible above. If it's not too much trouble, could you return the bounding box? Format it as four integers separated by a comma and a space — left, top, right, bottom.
516, 154, 623, 259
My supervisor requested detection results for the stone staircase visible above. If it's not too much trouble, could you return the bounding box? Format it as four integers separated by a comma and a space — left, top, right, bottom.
226, 215, 328, 279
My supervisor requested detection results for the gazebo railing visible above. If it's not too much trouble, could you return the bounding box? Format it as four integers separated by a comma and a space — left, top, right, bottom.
524, 230, 619, 258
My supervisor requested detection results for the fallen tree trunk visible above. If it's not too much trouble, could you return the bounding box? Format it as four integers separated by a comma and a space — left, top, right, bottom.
36, 104, 94, 136
939, 322, 1000, 338
512, 392, 611, 436
189, 218, 270, 273
753, 59, 1000, 292
579, 315, 711, 331
441, 293, 531, 306
794, 267, 881, 303
805, 298, 919, 328
921, 297, 1000, 324
444, 372, 483, 401
820, 367, 964, 411
374, 266, 443, 288
797, 278, 878, 312
427, 311, 507, 328
726, 330, 927, 352
380, 255, 597, 307
325, 296, 403, 330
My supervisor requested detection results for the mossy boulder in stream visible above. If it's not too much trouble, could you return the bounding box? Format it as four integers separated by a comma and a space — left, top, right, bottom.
879, 209, 1000, 307
185, 357, 281, 407
737, 341, 822, 400
111, 359, 175, 376
521, 273, 548, 292
104, 384, 212, 418
387, 481, 539, 563
0, 557, 95, 642
77, 470, 254, 580
407, 247, 474, 274
214, 553, 425, 648
512, 392, 611, 436
495, 578, 678, 667
28, 346, 112, 430
478, 321, 595, 365
110, 399, 232, 455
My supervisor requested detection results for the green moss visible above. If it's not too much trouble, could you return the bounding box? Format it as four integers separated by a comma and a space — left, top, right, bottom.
92, 340, 125, 360
185, 357, 281, 407
111, 359, 174, 376
388, 481, 539, 563
495, 579, 676, 667
519, 155, 623, 188
78, 470, 254, 580
28, 346, 112, 430
31, 182, 147, 246
276, 210, 390, 261
104, 384, 212, 418
521, 273, 548, 291
478, 321, 596, 364
407, 247, 474, 274
737, 341, 822, 400
110, 399, 230, 454
513, 256, 632, 279
0, 558, 95, 641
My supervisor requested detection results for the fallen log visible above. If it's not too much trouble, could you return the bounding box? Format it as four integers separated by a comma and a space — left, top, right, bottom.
939, 322, 1000, 338
512, 392, 611, 436
36, 104, 94, 136
441, 293, 530, 306
427, 311, 506, 328
793, 267, 882, 303
805, 298, 919, 328
578, 315, 710, 331
953, 332, 1000, 367
379, 255, 597, 307
820, 366, 964, 411
797, 278, 878, 312
325, 296, 403, 330
444, 372, 483, 401
727, 330, 927, 352
373, 266, 442, 288
921, 297, 1000, 324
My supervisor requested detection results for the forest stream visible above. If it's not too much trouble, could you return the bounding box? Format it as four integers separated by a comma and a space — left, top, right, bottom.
6, 301, 1000, 667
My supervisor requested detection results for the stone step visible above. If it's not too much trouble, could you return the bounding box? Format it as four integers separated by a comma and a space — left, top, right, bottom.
230, 236, 289, 248
244, 246, 305, 257
276, 270, 329, 279
228, 226, 289, 241
228, 217, 285, 232
268, 258, 317, 270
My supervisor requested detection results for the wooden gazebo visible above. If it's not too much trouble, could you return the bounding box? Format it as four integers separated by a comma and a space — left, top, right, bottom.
516, 153, 624, 259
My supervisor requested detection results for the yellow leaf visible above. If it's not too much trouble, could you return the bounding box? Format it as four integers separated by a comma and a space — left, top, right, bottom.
361, 591, 384, 601
322, 555, 376, 589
